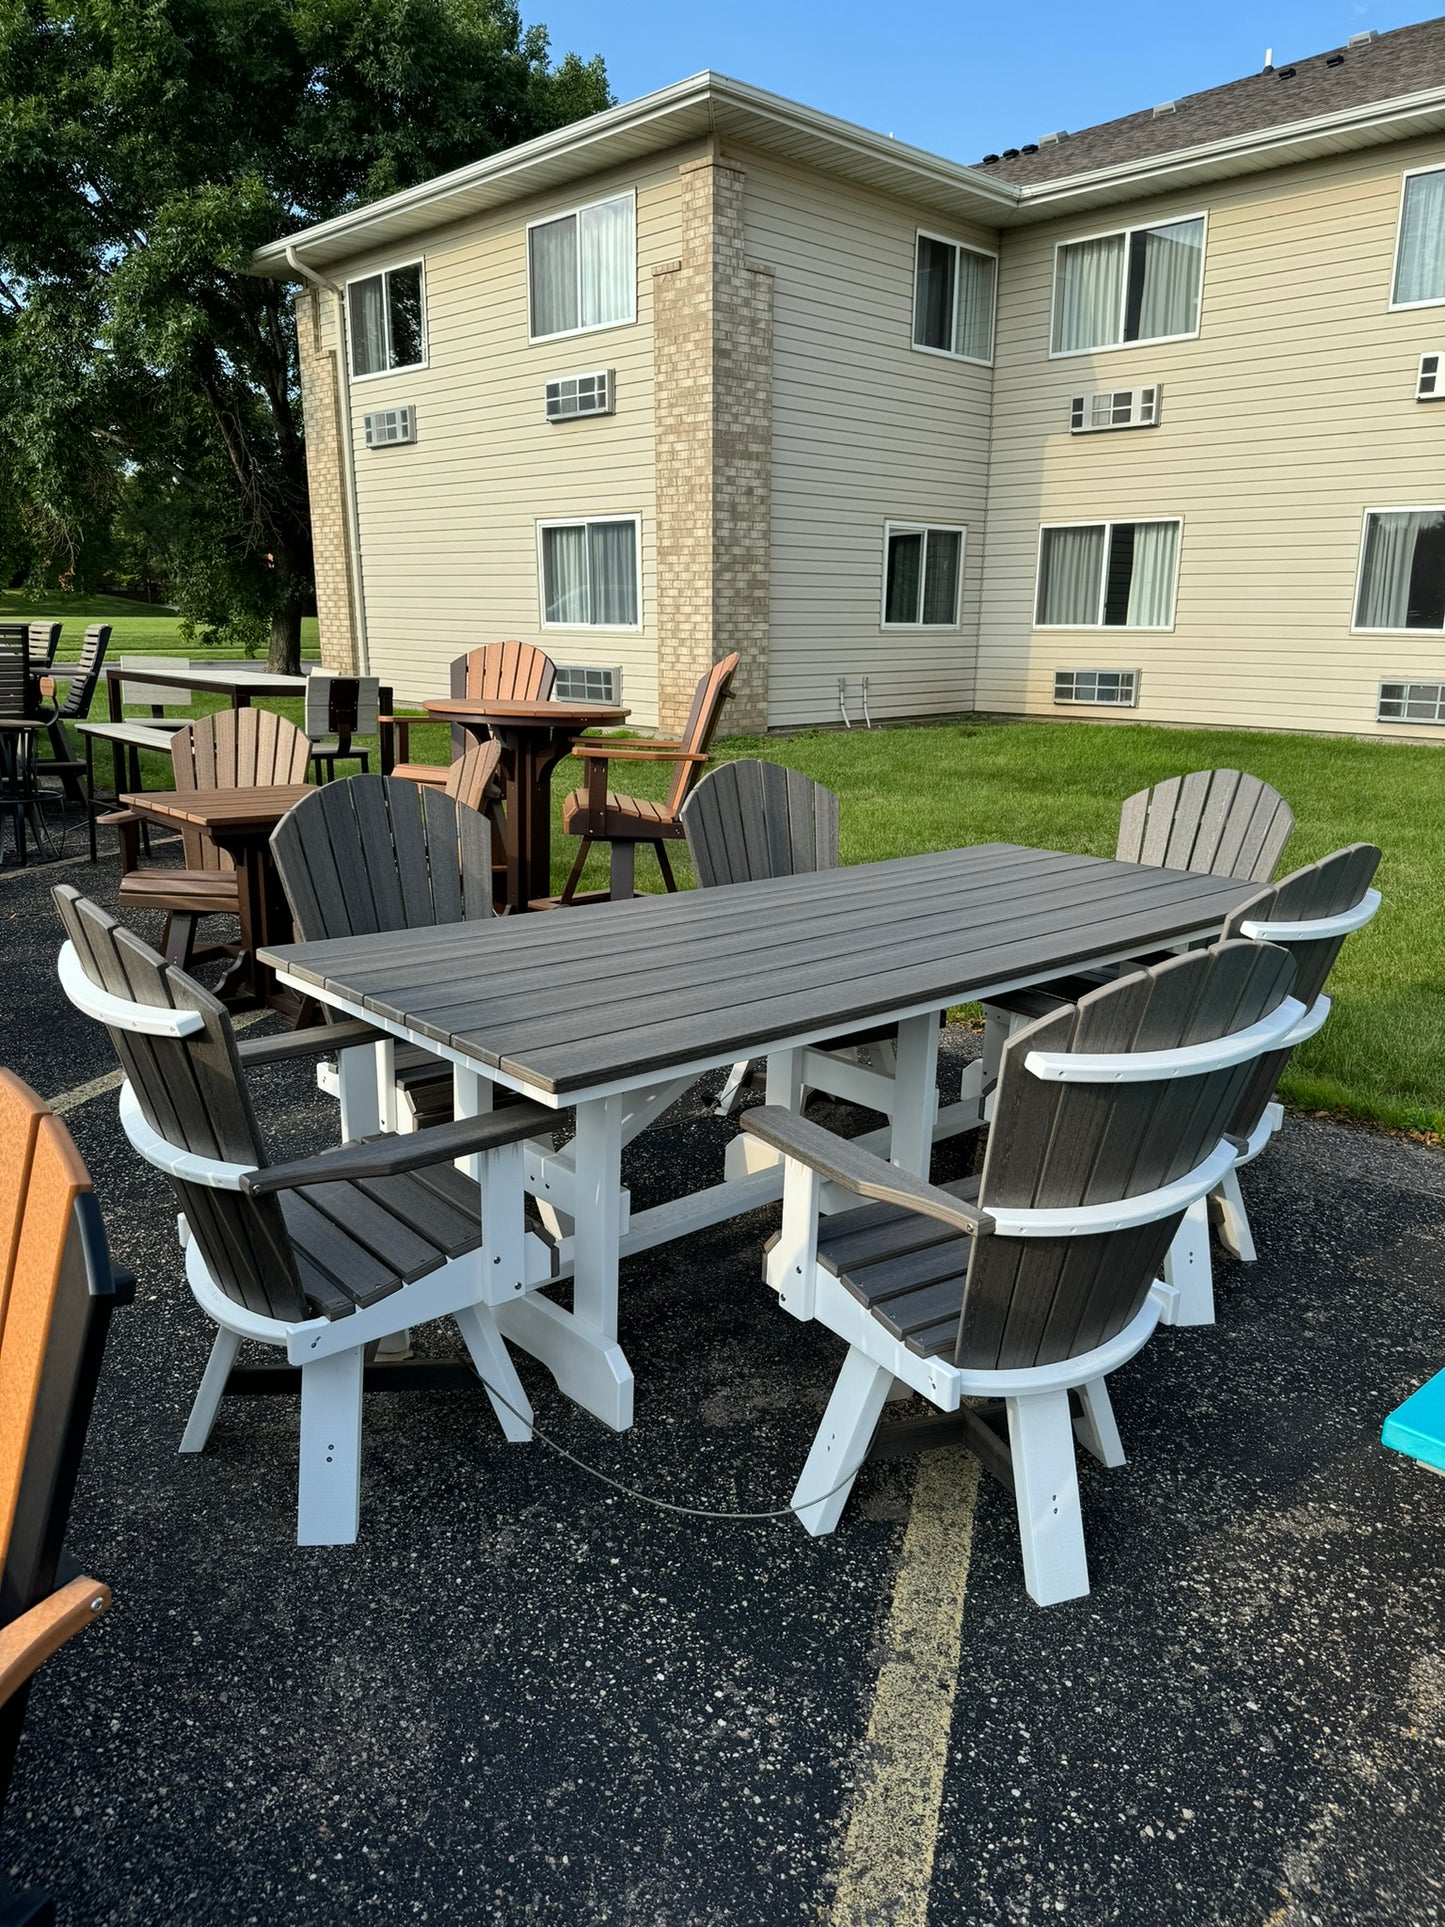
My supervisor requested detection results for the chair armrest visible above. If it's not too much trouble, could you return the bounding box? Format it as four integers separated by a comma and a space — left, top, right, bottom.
243, 1101, 557, 1195
236, 1019, 389, 1067
571, 742, 706, 763
741, 1106, 985, 1235
96, 807, 142, 827
0, 1575, 111, 1709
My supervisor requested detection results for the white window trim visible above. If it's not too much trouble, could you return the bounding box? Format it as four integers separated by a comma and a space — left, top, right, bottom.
1032, 517, 1183, 632
879, 522, 967, 630
344, 258, 429, 383
535, 514, 643, 633
1350, 504, 1445, 633
1389, 165, 1445, 311
1047, 212, 1208, 361
527, 189, 638, 345
910, 229, 997, 367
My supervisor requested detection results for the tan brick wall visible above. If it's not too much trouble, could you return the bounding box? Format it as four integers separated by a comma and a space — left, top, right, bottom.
295, 287, 359, 673
653, 156, 773, 735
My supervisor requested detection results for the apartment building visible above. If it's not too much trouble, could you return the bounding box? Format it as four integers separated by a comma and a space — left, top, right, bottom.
254, 17, 1445, 740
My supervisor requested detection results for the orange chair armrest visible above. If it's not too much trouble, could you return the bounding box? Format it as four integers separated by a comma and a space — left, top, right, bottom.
570, 742, 704, 762
96, 808, 141, 826
0, 1576, 111, 1709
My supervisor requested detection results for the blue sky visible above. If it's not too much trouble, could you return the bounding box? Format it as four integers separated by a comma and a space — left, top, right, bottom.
535, 1, 1444, 163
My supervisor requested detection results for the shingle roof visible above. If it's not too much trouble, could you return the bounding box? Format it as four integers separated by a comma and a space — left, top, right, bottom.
984, 16, 1445, 186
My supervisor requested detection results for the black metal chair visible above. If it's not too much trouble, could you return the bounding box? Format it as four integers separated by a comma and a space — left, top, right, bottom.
32, 624, 112, 816
0, 639, 46, 868
304, 673, 381, 782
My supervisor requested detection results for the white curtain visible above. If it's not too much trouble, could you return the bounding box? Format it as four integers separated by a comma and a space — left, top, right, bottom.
1124, 521, 1179, 627
1132, 218, 1203, 340
348, 276, 387, 375
579, 197, 633, 329
530, 215, 578, 336
1052, 235, 1124, 352
956, 251, 995, 361
1395, 171, 1445, 304
1357, 511, 1441, 627
543, 525, 589, 623
588, 520, 638, 625
1038, 525, 1105, 624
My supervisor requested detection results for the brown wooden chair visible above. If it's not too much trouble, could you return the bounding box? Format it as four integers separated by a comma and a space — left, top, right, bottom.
559, 652, 738, 903
390, 642, 557, 786
0, 1071, 130, 1920
108, 708, 311, 968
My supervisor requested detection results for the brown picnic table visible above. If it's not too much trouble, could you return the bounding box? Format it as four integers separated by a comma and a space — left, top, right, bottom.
422, 696, 628, 912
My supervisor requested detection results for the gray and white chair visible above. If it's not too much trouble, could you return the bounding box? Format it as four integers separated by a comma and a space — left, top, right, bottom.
742, 937, 1303, 1606
54, 883, 555, 1546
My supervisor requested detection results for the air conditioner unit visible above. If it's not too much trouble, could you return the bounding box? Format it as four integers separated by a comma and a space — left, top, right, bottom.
553, 664, 622, 704
362, 405, 418, 447
1069, 385, 1162, 433
545, 371, 614, 422
1417, 354, 1444, 400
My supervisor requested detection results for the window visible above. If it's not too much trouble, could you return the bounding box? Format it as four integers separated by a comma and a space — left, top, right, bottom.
913, 234, 996, 362
1393, 168, 1445, 308
1054, 669, 1139, 707
539, 517, 640, 628
553, 664, 622, 703
1035, 521, 1180, 628
347, 263, 425, 377
1379, 680, 1445, 724
882, 525, 964, 627
1051, 216, 1205, 355
1355, 510, 1445, 630
529, 193, 635, 341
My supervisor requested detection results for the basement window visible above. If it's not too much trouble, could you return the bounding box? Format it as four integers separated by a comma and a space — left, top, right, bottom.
1378, 680, 1445, 723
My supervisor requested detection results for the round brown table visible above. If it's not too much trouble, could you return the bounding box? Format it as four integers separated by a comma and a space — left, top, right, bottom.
423, 697, 629, 912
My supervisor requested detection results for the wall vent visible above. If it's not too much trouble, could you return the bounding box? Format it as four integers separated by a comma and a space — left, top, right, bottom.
363, 405, 417, 448
1378, 680, 1445, 724
1070, 385, 1161, 433
1152, 101, 1176, 117
553, 664, 622, 705
1054, 669, 1139, 707
1418, 353, 1444, 400
1039, 130, 1067, 144
545, 370, 614, 422
1348, 29, 1378, 47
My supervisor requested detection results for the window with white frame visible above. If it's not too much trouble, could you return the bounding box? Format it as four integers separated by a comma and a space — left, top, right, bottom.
1051, 216, 1205, 354
1355, 509, 1445, 630
1394, 168, 1445, 307
348, 263, 425, 377
1378, 680, 1445, 724
1035, 521, 1180, 628
539, 517, 640, 628
913, 235, 996, 362
529, 192, 636, 341
882, 524, 964, 627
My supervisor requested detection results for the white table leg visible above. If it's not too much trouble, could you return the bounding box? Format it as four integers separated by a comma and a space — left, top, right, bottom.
889, 1012, 941, 1177
337, 1041, 384, 1142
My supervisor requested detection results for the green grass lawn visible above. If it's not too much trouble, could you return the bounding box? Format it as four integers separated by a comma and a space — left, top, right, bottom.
2, 590, 320, 660
75, 686, 1445, 1140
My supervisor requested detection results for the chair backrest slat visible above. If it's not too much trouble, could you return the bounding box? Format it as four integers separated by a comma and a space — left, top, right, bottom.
682, 760, 839, 888
272, 775, 495, 944
24, 624, 61, 673
1117, 768, 1293, 882
959, 941, 1296, 1372
167, 710, 311, 871
443, 739, 503, 814
665, 653, 739, 818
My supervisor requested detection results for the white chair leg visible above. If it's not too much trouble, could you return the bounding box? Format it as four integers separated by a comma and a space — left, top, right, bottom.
1006, 1389, 1090, 1607
374, 1328, 413, 1360
179, 1327, 243, 1454
1153, 1198, 1216, 1327
1211, 1166, 1257, 1263
455, 1303, 534, 1443
714, 1059, 752, 1117
791, 1347, 894, 1537
297, 1347, 364, 1547
1072, 1377, 1126, 1468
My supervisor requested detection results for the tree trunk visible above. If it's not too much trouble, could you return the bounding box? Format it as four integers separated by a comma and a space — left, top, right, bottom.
268, 600, 302, 675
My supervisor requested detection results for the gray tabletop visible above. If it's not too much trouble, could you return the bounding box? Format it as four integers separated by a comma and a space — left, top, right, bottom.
261, 843, 1264, 1098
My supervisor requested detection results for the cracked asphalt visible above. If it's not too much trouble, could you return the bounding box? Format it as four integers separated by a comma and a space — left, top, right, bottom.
1, 829, 1442, 1926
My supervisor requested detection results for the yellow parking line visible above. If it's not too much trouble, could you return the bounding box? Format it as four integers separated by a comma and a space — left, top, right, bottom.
827, 1447, 981, 1927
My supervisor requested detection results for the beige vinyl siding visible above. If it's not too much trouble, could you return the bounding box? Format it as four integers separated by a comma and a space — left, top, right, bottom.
979, 136, 1445, 740
319, 147, 704, 726
734, 148, 997, 728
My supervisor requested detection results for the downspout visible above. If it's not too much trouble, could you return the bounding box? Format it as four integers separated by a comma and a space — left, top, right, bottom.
285, 245, 371, 675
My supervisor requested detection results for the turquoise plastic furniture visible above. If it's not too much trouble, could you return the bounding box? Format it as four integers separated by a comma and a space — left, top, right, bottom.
1382, 1369, 1445, 1476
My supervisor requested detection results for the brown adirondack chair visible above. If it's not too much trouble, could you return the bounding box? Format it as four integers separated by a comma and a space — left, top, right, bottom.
0, 1071, 129, 1920
559, 652, 738, 902
390, 641, 557, 785
109, 708, 311, 967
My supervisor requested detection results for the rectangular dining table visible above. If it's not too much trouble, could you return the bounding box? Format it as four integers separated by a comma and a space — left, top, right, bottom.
261, 842, 1264, 1432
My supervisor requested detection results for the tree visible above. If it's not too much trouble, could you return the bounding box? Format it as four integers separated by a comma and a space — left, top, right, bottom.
0, 1, 612, 667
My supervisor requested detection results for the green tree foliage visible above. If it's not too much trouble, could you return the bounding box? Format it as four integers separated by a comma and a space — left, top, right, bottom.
0, 1, 611, 666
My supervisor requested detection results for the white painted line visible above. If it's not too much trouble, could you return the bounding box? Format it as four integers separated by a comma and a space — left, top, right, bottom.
49, 1010, 266, 1115
827, 1447, 981, 1927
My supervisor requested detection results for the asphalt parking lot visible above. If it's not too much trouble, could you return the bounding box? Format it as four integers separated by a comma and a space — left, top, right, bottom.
2, 836, 1443, 1926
